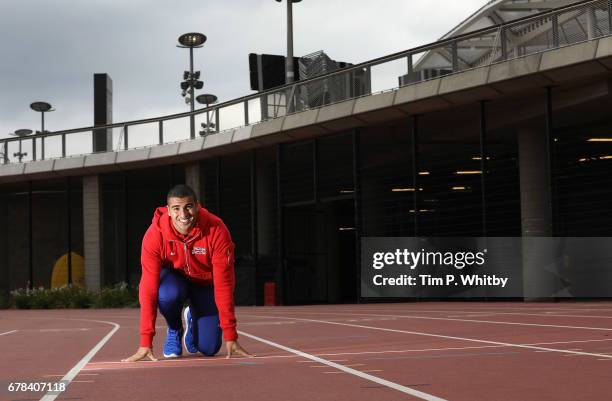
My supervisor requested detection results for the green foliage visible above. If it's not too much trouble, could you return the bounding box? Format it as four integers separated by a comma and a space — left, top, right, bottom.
92, 282, 139, 308
9, 283, 139, 309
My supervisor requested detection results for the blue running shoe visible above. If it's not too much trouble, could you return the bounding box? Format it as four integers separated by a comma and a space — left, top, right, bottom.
163, 327, 183, 358
183, 306, 198, 354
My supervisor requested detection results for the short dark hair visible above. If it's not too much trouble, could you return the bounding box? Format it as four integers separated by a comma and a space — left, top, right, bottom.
167, 184, 197, 202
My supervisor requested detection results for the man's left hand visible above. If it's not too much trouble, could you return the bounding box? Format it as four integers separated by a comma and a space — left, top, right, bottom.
226, 340, 254, 359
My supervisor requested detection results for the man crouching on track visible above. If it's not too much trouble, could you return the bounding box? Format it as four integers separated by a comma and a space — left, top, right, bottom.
123, 184, 253, 362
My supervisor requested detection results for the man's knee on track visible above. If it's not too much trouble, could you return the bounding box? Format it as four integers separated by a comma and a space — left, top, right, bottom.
198, 342, 221, 357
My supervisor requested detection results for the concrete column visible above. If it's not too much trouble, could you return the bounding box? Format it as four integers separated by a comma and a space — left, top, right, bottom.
185, 162, 201, 201
83, 175, 102, 290
518, 126, 559, 299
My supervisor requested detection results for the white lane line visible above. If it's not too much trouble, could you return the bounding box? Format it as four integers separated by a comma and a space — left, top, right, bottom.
248, 315, 612, 360
348, 307, 612, 320
0, 330, 17, 336
37, 328, 91, 332
279, 307, 612, 318
239, 330, 448, 401
259, 310, 612, 332
40, 319, 120, 401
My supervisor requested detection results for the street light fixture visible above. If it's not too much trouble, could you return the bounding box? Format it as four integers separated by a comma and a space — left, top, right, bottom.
178, 32, 206, 139
9, 128, 33, 163
275, 0, 302, 84
196, 94, 218, 136
30, 101, 54, 133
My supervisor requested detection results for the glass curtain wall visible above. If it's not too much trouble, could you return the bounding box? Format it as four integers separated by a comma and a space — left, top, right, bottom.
360, 123, 415, 237
101, 166, 182, 286
418, 104, 483, 237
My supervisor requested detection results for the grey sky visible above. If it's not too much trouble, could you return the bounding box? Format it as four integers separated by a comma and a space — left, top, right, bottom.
0, 0, 486, 140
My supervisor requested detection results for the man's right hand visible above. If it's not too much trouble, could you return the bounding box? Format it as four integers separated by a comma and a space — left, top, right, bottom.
122, 347, 158, 362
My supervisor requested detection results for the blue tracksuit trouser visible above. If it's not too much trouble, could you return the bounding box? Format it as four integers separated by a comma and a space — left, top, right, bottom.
158, 267, 222, 356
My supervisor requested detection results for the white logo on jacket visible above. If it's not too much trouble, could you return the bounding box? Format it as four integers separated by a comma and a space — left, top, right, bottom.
192, 247, 207, 255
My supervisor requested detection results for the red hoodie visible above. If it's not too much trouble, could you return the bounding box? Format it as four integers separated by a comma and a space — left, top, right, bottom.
139, 205, 237, 348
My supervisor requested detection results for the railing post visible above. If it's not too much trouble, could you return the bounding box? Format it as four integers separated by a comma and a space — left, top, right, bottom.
41, 136, 45, 160
3, 141, 7, 164
123, 125, 129, 150
586, 6, 596, 40
244, 100, 249, 126
552, 14, 560, 47
451, 41, 459, 72
215, 108, 220, 133
407, 53, 413, 75
61, 134, 66, 158
32, 137, 36, 161
608, 0, 612, 35
500, 27, 508, 61
158, 121, 164, 145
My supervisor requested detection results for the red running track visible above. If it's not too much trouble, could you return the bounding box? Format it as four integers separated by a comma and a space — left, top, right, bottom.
1, 302, 612, 401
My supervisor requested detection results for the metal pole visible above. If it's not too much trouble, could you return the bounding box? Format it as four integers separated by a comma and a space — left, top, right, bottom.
250, 150, 258, 305
352, 129, 362, 303
480, 101, 488, 237
276, 144, 285, 305
250, 150, 258, 262
123, 173, 130, 285
206, 102, 211, 135
61, 134, 66, 158
41, 111, 45, 133
189, 47, 195, 139
67, 176, 72, 285
313, 139, 318, 204
545, 87, 556, 235
216, 157, 221, 215
41, 137, 45, 161
411, 115, 420, 236
28, 181, 33, 290
286, 0, 295, 84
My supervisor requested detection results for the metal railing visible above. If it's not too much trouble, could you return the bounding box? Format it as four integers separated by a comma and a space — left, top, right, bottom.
2, 0, 610, 165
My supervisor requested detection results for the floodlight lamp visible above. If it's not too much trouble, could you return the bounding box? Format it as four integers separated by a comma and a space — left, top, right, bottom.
196, 94, 218, 105
12, 129, 33, 137
180, 81, 189, 90
183, 71, 190, 80
194, 81, 203, 90
178, 32, 207, 47
30, 101, 52, 112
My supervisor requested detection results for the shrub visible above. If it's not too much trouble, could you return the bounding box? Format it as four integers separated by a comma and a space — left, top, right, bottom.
92, 283, 139, 308
9, 283, 138, 309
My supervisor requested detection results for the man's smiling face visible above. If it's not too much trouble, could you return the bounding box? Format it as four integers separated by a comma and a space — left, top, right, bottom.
167, 196, 199, 235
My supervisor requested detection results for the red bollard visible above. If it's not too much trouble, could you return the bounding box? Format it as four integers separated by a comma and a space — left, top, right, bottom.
264, 282, 276, 306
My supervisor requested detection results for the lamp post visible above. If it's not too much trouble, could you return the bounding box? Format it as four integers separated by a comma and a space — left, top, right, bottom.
196, 94, 218, 136
30, 101, 54, 160
9, 129, 33, 163
178, 32, 206, 139
275, 0, 302, 84
30, 101, 54, 133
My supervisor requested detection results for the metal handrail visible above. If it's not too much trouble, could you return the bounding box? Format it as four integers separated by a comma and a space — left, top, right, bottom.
2, 0, 608, 164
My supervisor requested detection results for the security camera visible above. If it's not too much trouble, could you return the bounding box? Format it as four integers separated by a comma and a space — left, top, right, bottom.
185, 97, 190, 104
181, 90, 187, 97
